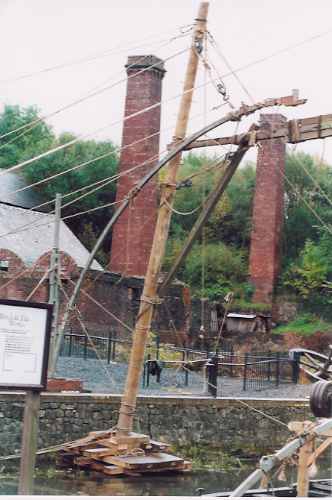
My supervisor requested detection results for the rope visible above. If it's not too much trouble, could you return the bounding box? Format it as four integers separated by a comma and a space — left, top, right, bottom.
0, 439, 84, 462
0, 149, 165, 242
235, 399, 292, 430
113, 194, 133, 285
25, 267, 52, 301
177, 153, 228, 186
283, 146, 332, 237
207, 31, 255, 105
200, 31, 209, 331
0, 259, 47, 297
0, 36, 190, 149
140, 295, 163, 305
0, 47, 190, 179
66, 276, 132, 333
8, 139, 160, 205
161, 300, 186, 348
0, 26, 190, 85
213, 293, 233, 352
288, 144, 332, 209
3, 107, 212, 214
145, 342, 293, 432
58, 282, 117, 387
163, 198, 202, 216
63, 198, 125, 221
0, 110, 219, 245
0, 267, 31, 293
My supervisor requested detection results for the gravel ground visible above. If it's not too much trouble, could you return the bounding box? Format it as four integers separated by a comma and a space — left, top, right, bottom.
55, 356, 314, 399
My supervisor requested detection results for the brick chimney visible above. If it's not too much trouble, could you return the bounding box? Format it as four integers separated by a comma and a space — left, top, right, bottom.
110, 55, 165, 277
249, 114, 286, 305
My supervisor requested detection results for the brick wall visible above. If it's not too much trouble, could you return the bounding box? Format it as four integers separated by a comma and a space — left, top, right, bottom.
249, 114, 286, 305
0, 250, 187, 344
110, 55, 165, 277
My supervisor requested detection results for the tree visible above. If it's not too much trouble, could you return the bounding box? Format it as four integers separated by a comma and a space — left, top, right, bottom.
182, 242, 248, 300
282, 152, 332, 266
0, 105, 119, 264
0, 105, 54, 168
167, 149, 332, 313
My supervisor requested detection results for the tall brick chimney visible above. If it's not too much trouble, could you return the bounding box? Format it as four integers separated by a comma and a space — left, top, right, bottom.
249, 113, 286, 305
110, 55, 165, 277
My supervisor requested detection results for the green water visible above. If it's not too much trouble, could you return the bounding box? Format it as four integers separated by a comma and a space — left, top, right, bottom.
0, 458, 331, 496
0, 467, 252, 496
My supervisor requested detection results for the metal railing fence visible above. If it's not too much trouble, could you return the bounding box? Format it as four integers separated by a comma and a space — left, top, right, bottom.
58, 331, 299, 395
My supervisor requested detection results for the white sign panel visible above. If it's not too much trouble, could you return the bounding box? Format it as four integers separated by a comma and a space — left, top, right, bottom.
0, 300, 52, 389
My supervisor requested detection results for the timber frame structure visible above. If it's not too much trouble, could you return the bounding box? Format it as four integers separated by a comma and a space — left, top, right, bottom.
55, 1, 332, 479
56, 96, 310, 475
185, 112, 332, 150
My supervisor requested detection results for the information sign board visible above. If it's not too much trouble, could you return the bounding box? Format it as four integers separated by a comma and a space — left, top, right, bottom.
0, 299, 52, 390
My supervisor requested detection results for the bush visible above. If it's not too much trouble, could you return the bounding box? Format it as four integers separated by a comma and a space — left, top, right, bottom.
230, 300, 271, 314
183, 243, 248, 300
273, 313, 332, 336
282, 239, 332, 317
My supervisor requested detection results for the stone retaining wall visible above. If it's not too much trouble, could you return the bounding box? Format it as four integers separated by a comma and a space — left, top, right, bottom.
0, 393, 311, 458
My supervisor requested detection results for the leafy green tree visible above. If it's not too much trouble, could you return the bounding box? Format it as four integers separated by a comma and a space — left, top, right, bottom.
182, 242, 248, 300
207, 161, 255, 248
167, 149, 332, 313
282, 237, 332, 317
282, 152, 332, 266
0, 105, 119, 264
0, 105, 54, 168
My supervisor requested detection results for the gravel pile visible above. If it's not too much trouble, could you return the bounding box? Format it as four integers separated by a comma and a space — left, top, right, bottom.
55, 356, 313, 399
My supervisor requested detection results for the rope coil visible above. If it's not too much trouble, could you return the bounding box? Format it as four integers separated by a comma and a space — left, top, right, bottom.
140, 294, 164, 305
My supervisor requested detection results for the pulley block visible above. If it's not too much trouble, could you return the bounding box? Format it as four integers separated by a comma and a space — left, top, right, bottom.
310, 381, 332, 418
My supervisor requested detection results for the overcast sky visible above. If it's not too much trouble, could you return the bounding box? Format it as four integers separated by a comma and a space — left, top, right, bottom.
1, 0, 332, 167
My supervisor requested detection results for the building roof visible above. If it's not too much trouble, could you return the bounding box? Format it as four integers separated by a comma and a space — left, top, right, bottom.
227, 313, 256, 320
0, 204, 102, 270
0, 170, 45, 209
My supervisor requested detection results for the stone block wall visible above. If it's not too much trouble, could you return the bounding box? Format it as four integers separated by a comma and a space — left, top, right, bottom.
0, 392, 311, 458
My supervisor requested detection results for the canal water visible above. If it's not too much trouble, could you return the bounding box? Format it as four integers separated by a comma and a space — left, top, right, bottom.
0, 467, 254, 496
0, 459, 331, 496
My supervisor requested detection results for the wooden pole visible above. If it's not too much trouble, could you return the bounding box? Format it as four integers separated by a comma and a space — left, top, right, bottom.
297, 438, 314, 497
18, 390, 41, 495
48, 193, 62, 376
116, 1, 209, 436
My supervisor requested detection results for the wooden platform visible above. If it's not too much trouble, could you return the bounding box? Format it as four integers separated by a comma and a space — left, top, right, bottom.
57, 430, 191, 477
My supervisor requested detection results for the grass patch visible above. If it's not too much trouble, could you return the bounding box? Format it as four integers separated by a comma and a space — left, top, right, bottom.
273, 314, 332, 336
230, 300, 271, 314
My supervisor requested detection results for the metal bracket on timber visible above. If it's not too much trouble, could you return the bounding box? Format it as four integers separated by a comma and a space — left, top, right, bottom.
186, 114, 332, 152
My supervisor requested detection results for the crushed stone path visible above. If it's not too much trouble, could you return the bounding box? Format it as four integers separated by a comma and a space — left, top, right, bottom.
55, 356, 313, 399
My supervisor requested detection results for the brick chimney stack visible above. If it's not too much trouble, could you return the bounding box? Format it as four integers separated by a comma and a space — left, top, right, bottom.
249, 113, 286, 305
110, 55, 165, 277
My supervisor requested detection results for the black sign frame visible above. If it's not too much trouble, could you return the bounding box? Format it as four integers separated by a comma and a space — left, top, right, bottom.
0, 299, 53, 391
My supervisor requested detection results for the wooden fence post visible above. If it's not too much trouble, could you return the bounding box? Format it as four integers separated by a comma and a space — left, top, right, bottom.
18, 390, 41, 495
